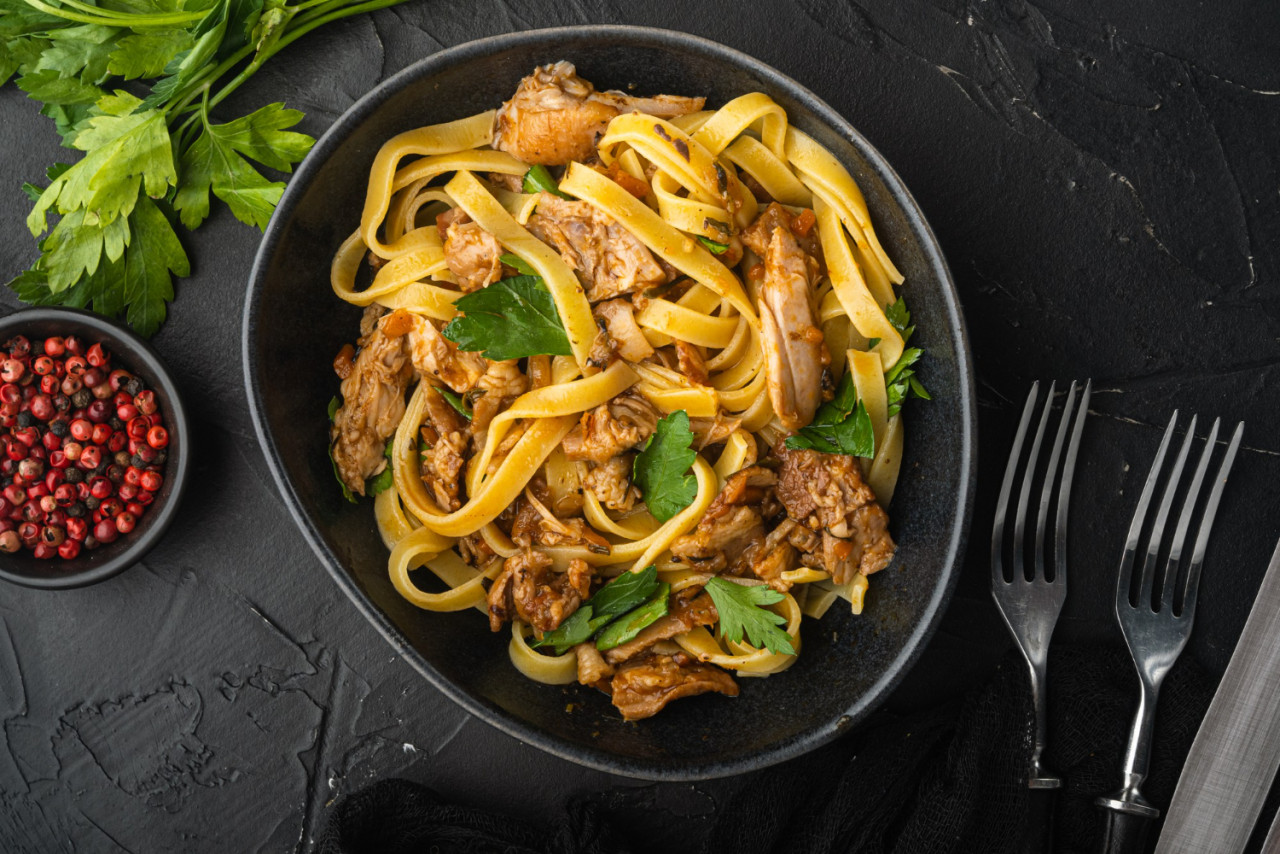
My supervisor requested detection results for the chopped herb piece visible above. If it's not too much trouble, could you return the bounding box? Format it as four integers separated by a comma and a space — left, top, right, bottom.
704, 577, 795, 656
442, 275, 573, 360
697, 236, 729, 255
499, 253, 537, 276
633, 411, 698, 521
327, 395, 340, 420
522, 164, 571, 199
785, 371, 875, 458
533, 565, 660, 654
438, 387, 473, 420
595, 582, 671, 651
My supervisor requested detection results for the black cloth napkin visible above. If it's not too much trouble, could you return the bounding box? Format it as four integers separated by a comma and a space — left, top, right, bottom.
317, 644, 1214, 854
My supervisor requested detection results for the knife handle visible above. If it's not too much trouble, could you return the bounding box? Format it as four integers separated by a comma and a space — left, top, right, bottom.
1098, 808, 1153, 854
1020, 788, 1056, 854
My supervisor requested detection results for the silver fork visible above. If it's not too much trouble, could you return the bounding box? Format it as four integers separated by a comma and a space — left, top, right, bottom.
992, 379, 1091, 788
1095, 412, 1244, 850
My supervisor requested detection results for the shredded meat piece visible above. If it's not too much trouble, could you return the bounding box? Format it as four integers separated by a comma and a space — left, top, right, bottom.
669, 466, 777, 570
735, 518, 806, 591
404, 314, 487, 393
603, 589, 719, 664
443, 218, 503, 292
487, 171, 525, 192
609, 651, 738, 721
586, 318, 617, 370
758, 225, 825, 431
469, 359, 528, 449
419, 384, 469, 512
510, 487, 611, 554
776, 448, 896, 583
582, 455, 639, 512
458, 532, 497, 569
487, 550, 593, 633
528, 194, 667, 302
562, 391, 659, 464
674, 341, 709, 386
741, 202, 823, 272
575, 642, 615, 686
330, 313, 412, 495
493, 61, 704, 165
594, 299, 654, 362
689, 414, 745, 449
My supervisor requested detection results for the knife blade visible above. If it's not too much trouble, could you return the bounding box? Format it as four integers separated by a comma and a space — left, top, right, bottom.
1154, 536, 1280, 854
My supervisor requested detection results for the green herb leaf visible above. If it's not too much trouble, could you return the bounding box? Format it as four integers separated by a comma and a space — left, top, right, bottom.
633, 411, 697, 522
785, 371, 875, 458
174, 101, 312, 230
532, 565, 660, 654
588, 564, 659, 623
697, 235, 729, 255
523, 164, 571, 199
499, 252, 536, 276
438, 386, 473, 420
884, 296, 917, 345
108, 28, 194, 80
704, 577, 795, 656
595, 582, 670, 651
122, 194, 189, 336
327, 395, 340, 420
441, 275, 573, 360
366, 442, 394, 496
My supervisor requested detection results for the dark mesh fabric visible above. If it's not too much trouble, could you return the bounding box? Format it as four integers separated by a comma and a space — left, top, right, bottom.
318, 645, 1215, 854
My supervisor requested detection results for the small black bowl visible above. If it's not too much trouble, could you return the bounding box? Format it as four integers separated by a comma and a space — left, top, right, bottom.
244, 26, 977, 779
0, 308, 190, 589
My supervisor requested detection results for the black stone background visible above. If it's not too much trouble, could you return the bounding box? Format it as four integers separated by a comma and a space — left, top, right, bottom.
1, 0, 1278, 850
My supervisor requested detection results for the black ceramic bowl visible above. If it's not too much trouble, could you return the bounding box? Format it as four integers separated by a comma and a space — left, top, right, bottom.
0, 308, 190, 589
243, 26, 976, 779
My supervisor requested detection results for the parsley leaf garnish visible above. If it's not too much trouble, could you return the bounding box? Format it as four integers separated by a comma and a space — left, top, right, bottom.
881, 297, 930, 417
441, 275, 573, 361
595, 582, 670, 651
633, 410, 698, 522
704, 577, 795, 656
784, 371, 875, 457
533, 565, 660, 655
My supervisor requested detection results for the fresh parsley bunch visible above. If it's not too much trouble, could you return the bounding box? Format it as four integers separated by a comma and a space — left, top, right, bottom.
2, 0, 411, 335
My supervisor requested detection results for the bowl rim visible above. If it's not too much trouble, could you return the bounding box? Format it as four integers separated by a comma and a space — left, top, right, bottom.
242, 24, 977, 780
0, 306, 192, 590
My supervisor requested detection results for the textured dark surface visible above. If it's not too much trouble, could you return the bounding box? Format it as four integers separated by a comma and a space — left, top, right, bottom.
244, 28, 976, 780
0, 0, 1277, 850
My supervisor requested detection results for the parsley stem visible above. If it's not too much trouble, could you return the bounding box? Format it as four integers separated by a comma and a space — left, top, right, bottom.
202, 0, 409, 112
21, 0, 206, 27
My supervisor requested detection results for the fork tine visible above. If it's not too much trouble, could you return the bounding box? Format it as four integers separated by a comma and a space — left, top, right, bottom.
1180, 421, 1244, 617
1034, 381, 1079, 582
1138, 415, 1198, 608
992, 381, 1040, 585
1117, 411, 1180, 607
1053, 381, 1091, 581
1160, 418, 1220, 612
1013, 382, 1057, 580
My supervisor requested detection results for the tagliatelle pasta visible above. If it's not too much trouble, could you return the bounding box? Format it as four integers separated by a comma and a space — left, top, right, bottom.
326, 61, 929, 721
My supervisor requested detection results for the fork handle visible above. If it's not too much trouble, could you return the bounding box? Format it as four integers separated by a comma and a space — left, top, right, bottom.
1097, 808, 1153, 854
1020, 788, 1057, 854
